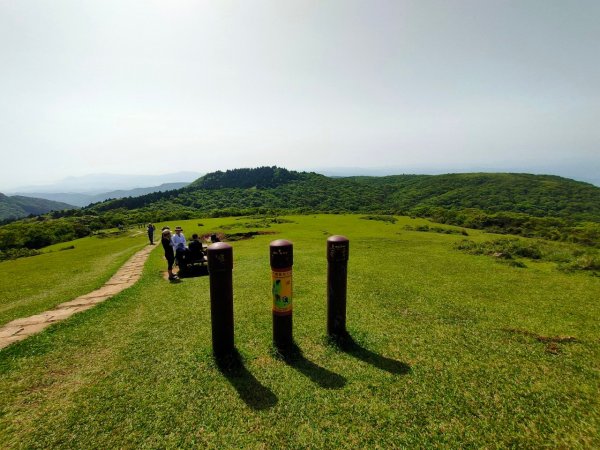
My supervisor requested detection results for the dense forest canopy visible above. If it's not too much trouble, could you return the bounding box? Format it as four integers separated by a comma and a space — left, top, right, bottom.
189, 167, 304, 189
1, 167, 599, 255
85, 167, 600, 221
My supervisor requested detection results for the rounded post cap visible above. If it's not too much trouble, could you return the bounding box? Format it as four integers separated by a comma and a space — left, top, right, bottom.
327, 235, 349, 261
207, 242, 233, 271
208, 242, 232, 252
270, 239, 293, 268
270, 239, 293, 248
327, 235, 349, 243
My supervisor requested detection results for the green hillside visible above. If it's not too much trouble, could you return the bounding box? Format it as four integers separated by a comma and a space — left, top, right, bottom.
87, 168, 600, 221
0, 230, 145, 326
0, 193, 75, 221
351, 172, 600, 219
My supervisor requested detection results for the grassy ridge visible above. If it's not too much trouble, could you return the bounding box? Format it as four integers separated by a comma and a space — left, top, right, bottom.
90, 169, 600, 221
0, 230, 146, 326
0, 215, 598, 447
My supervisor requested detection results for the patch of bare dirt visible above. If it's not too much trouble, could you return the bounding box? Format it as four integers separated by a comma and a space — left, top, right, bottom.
502, 328, 578, 354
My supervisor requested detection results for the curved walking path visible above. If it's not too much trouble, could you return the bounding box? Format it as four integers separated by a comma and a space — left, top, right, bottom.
0, 245, 155, 350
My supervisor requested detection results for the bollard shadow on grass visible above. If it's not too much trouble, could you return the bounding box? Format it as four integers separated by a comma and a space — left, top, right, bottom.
275, 343, 346, 389
215, 349, 278, 411
330, 333, 411, 375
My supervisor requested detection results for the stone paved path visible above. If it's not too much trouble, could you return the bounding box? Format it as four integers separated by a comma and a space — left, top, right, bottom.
0, 245, 155, 350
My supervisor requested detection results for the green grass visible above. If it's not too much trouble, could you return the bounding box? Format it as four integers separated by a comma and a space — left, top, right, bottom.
0, 229, 146, 327
0, 215, 598, 448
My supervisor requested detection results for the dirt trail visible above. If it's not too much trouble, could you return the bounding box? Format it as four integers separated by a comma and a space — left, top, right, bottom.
0, 245, 155, 350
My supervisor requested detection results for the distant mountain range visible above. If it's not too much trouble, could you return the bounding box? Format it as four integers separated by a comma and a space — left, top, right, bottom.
15, 182, 191, 207
0, 194, 74, 221
1, 179, 194, 219
8, 172, 201, 195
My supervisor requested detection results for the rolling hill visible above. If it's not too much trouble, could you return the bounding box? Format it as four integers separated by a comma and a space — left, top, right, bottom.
0, 193, 75, 221
86, 167, 600, 222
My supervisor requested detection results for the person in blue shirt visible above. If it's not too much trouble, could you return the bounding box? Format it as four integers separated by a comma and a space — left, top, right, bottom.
171, 226, 189, 272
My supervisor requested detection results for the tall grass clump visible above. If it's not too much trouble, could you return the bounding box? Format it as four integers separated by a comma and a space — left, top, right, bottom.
559, 253, 600, 274
455, 237, 600, 274
455, 238, 542, 259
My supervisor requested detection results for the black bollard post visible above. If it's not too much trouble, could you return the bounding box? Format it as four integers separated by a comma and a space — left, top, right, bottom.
270, 239, 293, 351
207, 242, 234, 358
327, 235, 349, 338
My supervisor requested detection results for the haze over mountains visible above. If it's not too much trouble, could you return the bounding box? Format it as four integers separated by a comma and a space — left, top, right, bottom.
0, 172, 200, 219
13, 183, 191, 208
8, 172, 201, 195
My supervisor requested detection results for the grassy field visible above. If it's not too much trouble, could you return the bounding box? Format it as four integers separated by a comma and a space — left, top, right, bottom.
0, 229, 146, 327
0, 215, 598, 448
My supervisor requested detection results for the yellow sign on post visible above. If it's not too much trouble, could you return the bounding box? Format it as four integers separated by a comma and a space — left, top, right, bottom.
272, 268, 292, 315
270, 239, 293, 350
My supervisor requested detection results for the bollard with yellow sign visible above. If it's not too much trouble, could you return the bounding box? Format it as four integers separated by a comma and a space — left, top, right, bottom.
270, 239, 293, 351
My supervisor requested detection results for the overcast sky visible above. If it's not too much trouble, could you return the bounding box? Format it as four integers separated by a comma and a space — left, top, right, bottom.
1, 0, 599, 190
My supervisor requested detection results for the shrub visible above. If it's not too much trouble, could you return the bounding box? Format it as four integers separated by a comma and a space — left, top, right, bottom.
559, 254, 600, 273
454, 238, 542, 260
406, 225, 468, 236
0, 247, 41, 261
360, 215, 397, 224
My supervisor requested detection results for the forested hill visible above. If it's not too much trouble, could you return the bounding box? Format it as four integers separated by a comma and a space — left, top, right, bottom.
347, 173, 600, 220
0, 193, 74, 221
84, 167, 600, 222
189, 167, 304, 189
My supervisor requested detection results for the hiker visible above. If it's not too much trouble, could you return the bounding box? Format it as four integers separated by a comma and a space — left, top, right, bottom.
171, 226, 189, 271
147, 223, 156, 245
210, 233, 220, 243
161, 228, 178, 281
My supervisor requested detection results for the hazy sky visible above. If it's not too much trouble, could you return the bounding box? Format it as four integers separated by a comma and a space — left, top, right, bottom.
1, 0, 599, 190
